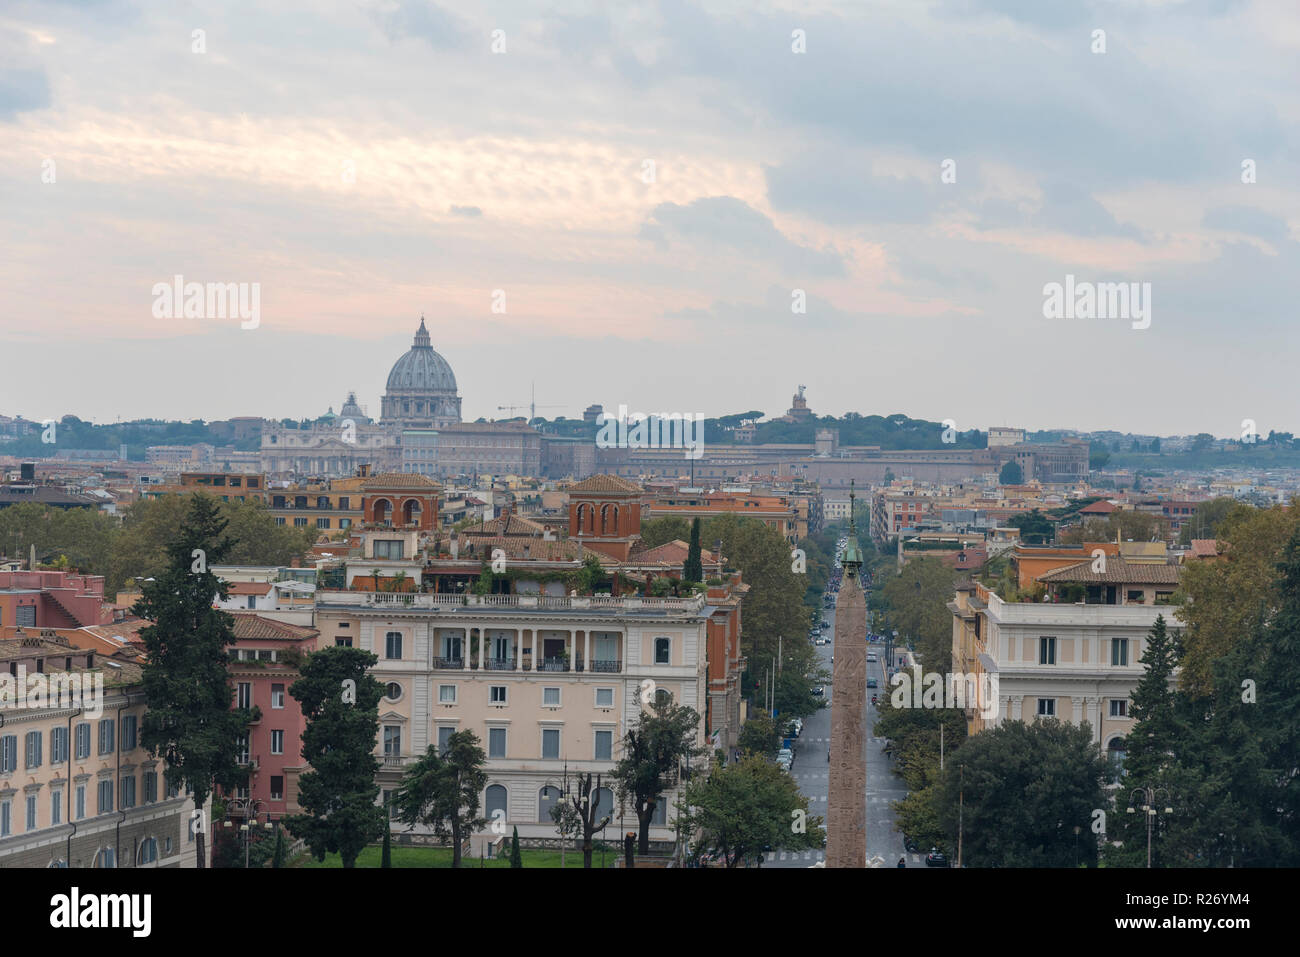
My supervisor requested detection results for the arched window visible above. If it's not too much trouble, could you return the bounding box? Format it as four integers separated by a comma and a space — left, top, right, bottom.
317, 496, 330, 508
1107, 737, 1126, 782
402, 499, 421, 525
654, 688, 672, 708
47, 858, 68, 868
538, 786, 560, 823
650, 794, 668, 827
137, 837, 158, 865
486, 784, 508, 825
93, 847, 116, 868
373, 499, 392, 525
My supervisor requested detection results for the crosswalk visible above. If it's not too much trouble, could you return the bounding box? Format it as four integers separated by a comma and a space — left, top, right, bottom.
775, 850, 826, 862
800, 737, 887, 746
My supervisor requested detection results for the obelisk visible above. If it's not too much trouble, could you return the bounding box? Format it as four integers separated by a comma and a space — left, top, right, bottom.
826, 482, 867, 867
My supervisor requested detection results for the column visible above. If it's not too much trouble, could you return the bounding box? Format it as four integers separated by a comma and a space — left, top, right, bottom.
585, 631, 592, 672
515, 630, 522, 670
568, 630, 575, 671
1072, 696, 1083, 725
1010, 696, 1022, 720
1086, 697, 1100, 743
478, 629, 485, 670
462, 629, 469, 671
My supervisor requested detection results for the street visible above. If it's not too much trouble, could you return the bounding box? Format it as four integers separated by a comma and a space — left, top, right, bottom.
765, 604, 924, 869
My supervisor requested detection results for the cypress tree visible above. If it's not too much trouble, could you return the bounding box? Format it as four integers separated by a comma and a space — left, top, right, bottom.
381, 816, 392, 868
510, 826, 522, 868
684, 517, 703, 583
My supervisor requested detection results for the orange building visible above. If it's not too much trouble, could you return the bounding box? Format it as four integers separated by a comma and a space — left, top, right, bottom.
568, 475, 644, 561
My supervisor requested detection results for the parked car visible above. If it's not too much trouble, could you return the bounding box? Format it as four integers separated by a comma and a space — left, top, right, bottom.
866, 653, 877, 662
926, 848, 949, 868
812, 686, 825, 697
867, 678, 877, 688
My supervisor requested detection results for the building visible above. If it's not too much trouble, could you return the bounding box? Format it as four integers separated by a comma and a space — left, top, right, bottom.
949, 559, 1183, 774
220, 614, 316, 821
0, 633, 207, 868
432, 421, 542, 478
0, 570, 115, 630
987, 427, 1026, 448
381, 317, 462, 431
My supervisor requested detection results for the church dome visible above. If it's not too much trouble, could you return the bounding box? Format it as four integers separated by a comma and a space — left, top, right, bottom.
386, 318, 458, 393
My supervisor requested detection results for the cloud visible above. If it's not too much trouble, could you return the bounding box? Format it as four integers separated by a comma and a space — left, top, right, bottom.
368, 0, 471, 48
639, 196, 845, 275
1202, 205, 1290, 244
449, 205, 482, 217
0, 68, 50, 119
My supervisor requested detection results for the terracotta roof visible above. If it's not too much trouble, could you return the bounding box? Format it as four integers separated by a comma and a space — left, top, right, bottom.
568, 475, 643, 494
229, 613, 318, 641
1037, 557, 1181, 585
1079, 501, 1118, 514
452, 535, 612, 564
1189, 539, 1221, 558
462, 513, 547, 537
361, 473, 442, 490
225, 581, 273, 596
627, 540, 718, 565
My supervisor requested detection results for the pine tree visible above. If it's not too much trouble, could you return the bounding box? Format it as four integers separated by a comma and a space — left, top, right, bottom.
136, 493, 252, 869
684, 517, 703, 583
381, 815, 392, 868
510, 826, 522, 868
272, 828, 285, 869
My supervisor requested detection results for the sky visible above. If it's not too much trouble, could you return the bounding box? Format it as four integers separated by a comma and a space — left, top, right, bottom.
1, 0, 1297, 437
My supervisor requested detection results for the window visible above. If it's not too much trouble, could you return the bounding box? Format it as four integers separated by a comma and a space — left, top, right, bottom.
1038, 637, 1056, 665
26, 794, 37, 830
338, 497, 350, 510
383, 726, 401, 757
654, 688, 672, 708
144, 771, 157, 804
272, 684, 285, 709
94, 847, 115, 868
317, 518, 330, 529
98, 719, 115, 755
1108, 738, 1127, 781
595, 687, 614, 709
75, 785, 85, 820
0, 799, 8, 836
1126, 590, 1145, 604
138, 837, 158, 865
121, 714, 137, 751
541, 728, 560, 759
439, 684, 457, 704
246, 596, 257, 609
236, 734, 250, 764
335, 637, 353, 648
270, 776, 284, 801
120, 774, 136, 809
75, 723, 90, 760
25, 730, 42, 769
486, 784, 507, 823
1110, 699, 1128, 718
595, 730, 612, 761
543, 687, 560, 707
538, 786, 560, 822
0, 734, 14, 773
1111, 638, 1129, 667
489, 727, 506, 758
374, 539, 404, 559
271, 730, 284, 755
1036, 698, 1056, 716
97, 779, 114, 814
51, 727, 68, 764
490, 685, 507, 705
654, 637, 671, 665
51, 789, 62, 825
294, 517, 308, 527
592, 787, 613, 822
650, 794, 667, 827
385, 632, 403, 659
385, 682, 402, 702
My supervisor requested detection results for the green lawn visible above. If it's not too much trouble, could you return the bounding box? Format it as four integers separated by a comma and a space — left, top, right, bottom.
293, 844, 615, 868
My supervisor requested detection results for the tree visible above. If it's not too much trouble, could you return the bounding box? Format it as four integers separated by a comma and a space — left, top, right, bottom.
680, 754, 822, 868
683, 517, 703, 583
394, 730, 488, 868
737, 712, 782, 758
135, 494, 252, 869
510, 826, 522, 867
609, 697, 706, 854
381, 814, 392, 868
559, 772, 613, 868
1149, 437, 1161, 453
936, 719, 1107, 867
875, 557, 958, 676
284, 646, 387, 869
272, 827, 286, 868
1177, 497, 1247, 545
998, 461, 1023, 485
1008, 508, 1054, 545
638, 517, 691, 550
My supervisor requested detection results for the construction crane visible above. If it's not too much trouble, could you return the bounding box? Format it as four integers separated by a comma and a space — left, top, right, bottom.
498, 382, 562, 423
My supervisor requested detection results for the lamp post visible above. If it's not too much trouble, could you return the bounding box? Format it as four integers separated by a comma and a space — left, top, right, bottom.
223, 797, 273, 868
1126, 786, 1173, 868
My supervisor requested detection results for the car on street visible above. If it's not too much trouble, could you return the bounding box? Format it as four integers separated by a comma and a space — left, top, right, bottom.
926, 848, 949, 867
866, 677, 877, 688
866, 653, 877, 662
812, 686, 824, 696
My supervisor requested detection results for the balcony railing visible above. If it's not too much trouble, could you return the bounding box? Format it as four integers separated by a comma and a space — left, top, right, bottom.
382, 755, 405, 768
590, 659, 622, 673
538, 658, 569, 673
432, 657, 463, 669
487, 659, 516, 671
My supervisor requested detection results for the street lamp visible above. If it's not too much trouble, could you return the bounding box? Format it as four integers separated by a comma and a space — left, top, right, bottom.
223, 797, 273, 868
1126, 786, 1173, 868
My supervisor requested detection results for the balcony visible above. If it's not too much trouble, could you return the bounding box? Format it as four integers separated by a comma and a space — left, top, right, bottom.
538, 657, 569, 673
589, 659, 622, 673
382, 755, 406, 768
486, 659, 516, 671
432, 657, 464, 670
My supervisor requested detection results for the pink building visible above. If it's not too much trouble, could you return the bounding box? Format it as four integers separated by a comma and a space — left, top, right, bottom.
0, 570, 115, 630
222, 614, 317, 824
